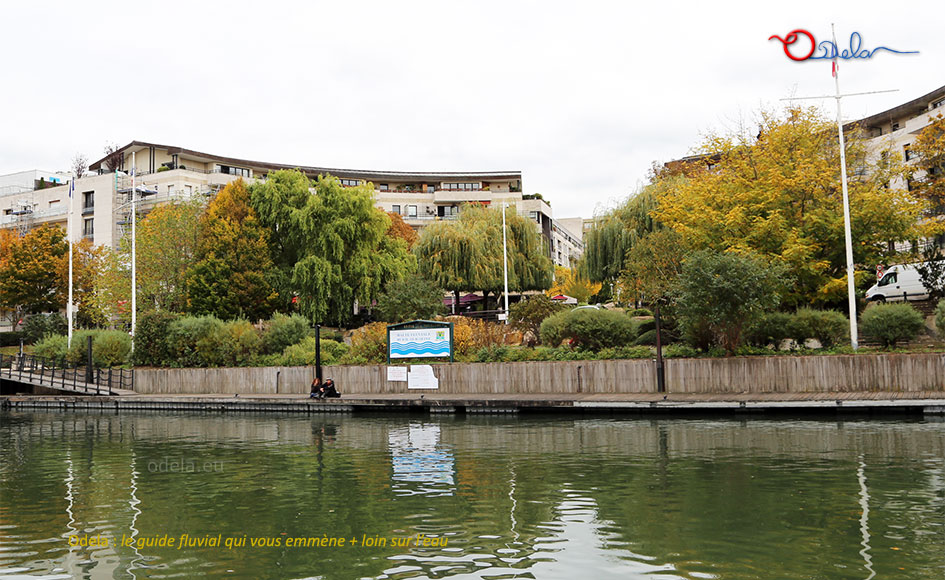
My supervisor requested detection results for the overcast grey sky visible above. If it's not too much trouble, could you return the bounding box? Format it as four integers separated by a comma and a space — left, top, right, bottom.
1, 0, 940, 219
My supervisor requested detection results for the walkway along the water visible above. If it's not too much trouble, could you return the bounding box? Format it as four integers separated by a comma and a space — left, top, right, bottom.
3, 391, 945, 416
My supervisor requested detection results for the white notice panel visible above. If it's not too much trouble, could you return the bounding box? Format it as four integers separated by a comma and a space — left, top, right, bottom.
387, 366, 408, 382
407, 365, 439, 389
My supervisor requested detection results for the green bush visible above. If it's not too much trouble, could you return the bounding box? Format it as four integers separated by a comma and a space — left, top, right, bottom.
33, 334, 68, 360
92, 331, 131, 367
538, 310, 569, 347
935, 299, 945, 336
634, 318, 656, 335
262, 313, 310, 355
538, 308, 636, 350
279, 337, 348, 366
166, 316, 226, 367
67, 330, 102, 365
133, 311, 180, 366
745, 312, 794, 347
22, 314, 67, 344
663, 344, 699, 358
596, 345, 652, 359
634, 329, 658, 346
626, 308, 653, 317
860, 303, 924, 348
791, 308, 848, 347
0, 331, 25, 348
675, 250, 788, 355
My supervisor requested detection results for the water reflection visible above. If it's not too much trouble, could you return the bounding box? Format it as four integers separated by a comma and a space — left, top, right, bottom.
0, 412, 943, 580
389, 423, 455, 496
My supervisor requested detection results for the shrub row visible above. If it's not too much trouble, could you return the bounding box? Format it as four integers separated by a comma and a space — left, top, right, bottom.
746, 308, 849, 348
539, 308, 636, 350
33, 330, 131, 367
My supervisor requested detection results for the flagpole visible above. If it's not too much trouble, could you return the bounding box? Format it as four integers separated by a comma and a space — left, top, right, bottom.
67, 179, 74, 348
833, 23, 860, 350
131, 151, 137, 351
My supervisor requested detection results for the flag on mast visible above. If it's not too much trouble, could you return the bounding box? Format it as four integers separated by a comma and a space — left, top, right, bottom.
67, 178, 74, 347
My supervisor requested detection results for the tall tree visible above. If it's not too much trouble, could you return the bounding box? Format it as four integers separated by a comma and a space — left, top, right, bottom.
186, 179, 278, 321
414, 204, 553, 309
580, 183, 664, 284
89, 247, 131, 329
910, 113, 945, 210
129, 197, 203, 313
653, 106, 924, 306
0, 226, 68, 317
61, 237, 105, 328
251, 170, 415, 325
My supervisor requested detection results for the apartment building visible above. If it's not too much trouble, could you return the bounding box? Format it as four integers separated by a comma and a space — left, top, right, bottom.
851, 84, 945, 187
0, 141, 584, 266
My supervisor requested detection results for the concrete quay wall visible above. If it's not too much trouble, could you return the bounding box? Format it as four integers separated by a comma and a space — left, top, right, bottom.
133, 354, 945, 396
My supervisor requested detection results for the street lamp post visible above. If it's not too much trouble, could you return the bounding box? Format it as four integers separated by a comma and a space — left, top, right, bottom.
502, 203, 510, 325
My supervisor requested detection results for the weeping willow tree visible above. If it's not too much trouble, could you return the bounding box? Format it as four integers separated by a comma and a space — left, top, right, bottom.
581, 181, 666, 283
413, 204, 553, 310
250, 170, 415, 326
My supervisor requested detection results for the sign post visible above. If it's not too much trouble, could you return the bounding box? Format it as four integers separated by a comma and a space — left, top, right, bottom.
387, 320, 454, 364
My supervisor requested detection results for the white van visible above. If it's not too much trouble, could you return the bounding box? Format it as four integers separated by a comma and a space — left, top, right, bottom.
865, 263, 930, 302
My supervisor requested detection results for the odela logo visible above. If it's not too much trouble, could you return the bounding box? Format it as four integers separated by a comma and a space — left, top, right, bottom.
769, 30, 918, 62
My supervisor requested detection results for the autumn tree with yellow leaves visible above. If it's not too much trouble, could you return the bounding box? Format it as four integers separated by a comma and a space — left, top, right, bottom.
652, 106, 924, 306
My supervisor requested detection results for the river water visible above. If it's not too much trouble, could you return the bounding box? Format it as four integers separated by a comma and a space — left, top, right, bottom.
0, 411, 943, 579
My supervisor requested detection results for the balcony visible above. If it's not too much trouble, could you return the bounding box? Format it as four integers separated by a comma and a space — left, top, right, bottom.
432, 189, 494, 204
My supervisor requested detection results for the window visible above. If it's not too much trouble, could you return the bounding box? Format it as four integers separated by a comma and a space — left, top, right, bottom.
82, 191, 94, 211
185, 185, 193, 195
379, 184, 389, 191
878, 272, 897, 287
392, 204, 401, 214
443, 182, 480, 191
407, 205, 417, 218
340, 179, 360, 187
528, 211, 539, 222
427, 185, 435, 193
82, 218, 94, 237
167, 185, 174, 196
892, 122, 900, 132
904, 144, 915, 162
933, 98, 945, 110
48, 200, 61, 209
218, 165, 251, 178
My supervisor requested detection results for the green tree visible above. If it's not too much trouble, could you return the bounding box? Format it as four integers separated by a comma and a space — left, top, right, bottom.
674, 251, 789, 355
186, 180, 277, 321
88, 246, 131, 329
0, 225, 68, 317
250, 170, 415, 326
581, 183, 664, 283
414, 204, 553, 310
133, 197, 203, 312
375, 275, 446, 322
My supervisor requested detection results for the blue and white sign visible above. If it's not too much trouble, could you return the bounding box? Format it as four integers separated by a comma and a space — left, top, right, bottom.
389, 327, 451, 359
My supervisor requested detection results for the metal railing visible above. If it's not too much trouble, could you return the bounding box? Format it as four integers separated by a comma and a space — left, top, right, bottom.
0, 353, 133, 395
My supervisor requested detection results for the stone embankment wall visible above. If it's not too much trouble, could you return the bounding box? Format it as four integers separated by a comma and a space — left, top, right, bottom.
134, 354, 945, 395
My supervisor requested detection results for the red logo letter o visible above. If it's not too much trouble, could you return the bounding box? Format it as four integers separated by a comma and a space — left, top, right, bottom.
769, 29, 816, 61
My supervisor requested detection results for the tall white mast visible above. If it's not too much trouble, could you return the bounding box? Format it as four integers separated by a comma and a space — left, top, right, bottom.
131, 151, 137, 351
502, 203, 510, 324
833, 23, 859, 350
67, 179, 74, 348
